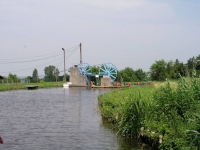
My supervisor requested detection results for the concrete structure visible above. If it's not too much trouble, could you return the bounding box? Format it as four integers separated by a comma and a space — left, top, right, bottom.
69, 67, 87, 86
69, 67, 113, 87
100, 76, 113, 86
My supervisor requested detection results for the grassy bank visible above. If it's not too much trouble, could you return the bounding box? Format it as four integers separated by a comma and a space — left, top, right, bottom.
0, 82, 63, 91
98, 78, 200, 149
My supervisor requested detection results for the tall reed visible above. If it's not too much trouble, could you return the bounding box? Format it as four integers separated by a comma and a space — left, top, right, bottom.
145, 77, 200, 149
118, 92, 150, 137
99, 77, 200, 149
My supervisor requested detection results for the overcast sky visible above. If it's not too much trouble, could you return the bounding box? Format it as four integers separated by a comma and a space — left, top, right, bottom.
0, 0, 200, 77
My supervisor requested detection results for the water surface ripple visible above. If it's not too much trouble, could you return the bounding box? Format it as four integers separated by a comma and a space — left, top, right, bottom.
0, 87, 128, 150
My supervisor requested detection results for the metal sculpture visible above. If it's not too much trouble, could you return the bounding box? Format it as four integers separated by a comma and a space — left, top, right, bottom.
99, 63, 117, 82
78, 63, 92, 85
78, 63, 92, 75
73, 62, 118, 85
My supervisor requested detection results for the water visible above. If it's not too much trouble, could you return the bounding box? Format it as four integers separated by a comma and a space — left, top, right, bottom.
0, 87, 139, 150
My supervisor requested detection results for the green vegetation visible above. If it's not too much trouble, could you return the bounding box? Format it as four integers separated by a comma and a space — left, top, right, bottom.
115, 54, 200, 83
44, 65, 67, 82
99, 77, 200, 149
32, 68, 38, 83
0, 82, 63, 91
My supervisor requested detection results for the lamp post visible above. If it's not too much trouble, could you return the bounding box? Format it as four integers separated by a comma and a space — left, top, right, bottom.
80, 43, 82, 64
62, 48, 66, 82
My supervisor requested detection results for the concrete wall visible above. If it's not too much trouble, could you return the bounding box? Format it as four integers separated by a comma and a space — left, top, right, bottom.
69, 67, 87, 86
100, 76, 112, 86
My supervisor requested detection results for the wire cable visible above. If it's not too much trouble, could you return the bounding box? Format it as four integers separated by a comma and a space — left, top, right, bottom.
0, 44, 80, 74
0, 44, 79, 61
0, 53, 63, 64
0, 57, 63, 74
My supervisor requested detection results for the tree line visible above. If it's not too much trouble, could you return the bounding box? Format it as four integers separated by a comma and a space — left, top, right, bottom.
0, 65, 69, 83
117, 54, 200, 82
1, 54, 200, 83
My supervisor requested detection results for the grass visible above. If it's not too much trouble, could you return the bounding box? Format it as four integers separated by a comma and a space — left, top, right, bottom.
98, 77, 200, 149
0, 82, 63, 91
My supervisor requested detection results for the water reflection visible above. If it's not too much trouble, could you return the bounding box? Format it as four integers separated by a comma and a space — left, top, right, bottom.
0, 87, 140, 150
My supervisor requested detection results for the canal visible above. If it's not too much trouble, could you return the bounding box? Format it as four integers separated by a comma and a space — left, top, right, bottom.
0, 87, 139, 150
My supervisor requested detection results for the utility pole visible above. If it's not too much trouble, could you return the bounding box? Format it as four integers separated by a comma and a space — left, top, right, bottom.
62, 48, 66, 82
80, 43, 82, 64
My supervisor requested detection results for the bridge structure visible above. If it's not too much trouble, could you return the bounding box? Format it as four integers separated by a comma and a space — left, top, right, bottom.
69, 62, 118, 87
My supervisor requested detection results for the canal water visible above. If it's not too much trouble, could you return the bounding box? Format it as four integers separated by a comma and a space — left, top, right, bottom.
0, 87, 139, 150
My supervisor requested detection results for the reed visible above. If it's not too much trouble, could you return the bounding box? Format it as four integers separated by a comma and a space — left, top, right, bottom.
99, 77, 200, 149
98, 86, 155, 129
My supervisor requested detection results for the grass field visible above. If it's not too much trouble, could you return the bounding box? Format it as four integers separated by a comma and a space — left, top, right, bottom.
0, 82, 63, 91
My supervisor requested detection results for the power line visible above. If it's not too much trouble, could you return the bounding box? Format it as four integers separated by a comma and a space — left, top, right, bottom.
0, 45, 79, 61
0, 57, 63, 74
0, 50, 62, 61
0, 53, 63, 64
0, 44, 80, 74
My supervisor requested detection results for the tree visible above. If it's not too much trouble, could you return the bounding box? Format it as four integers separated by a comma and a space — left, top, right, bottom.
44, 65, 56, 82
116, 71, 123, 83
187, 56, 196, 76
32, 69, 38, 83
135, 68, 147, 81
166, 60, 175, 79
90, 66, 100, 83
26, 76, 32, 83
7, 73, 20, 83
150, 59, 167, 81
91, 66, 99, 74
173, 59, 186, 79
195, 55, 200, 77
54, 67, 60, 82
119, 67, 138, 82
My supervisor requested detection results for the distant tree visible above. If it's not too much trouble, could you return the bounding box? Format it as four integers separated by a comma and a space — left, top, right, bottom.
8, 73, 20, 83
32, 69, 38, 83
91, 66, 99, 74
187, 56, 196, 69
187, 56, 196, 76
150, 59, 167, 81
27, 76, 32, 83
116, 71, 123, 83
166, 60, 175, 79
58, 74, 69, 82
135, 68, 147, 81
195, 55, 200, 76
54, 67, 60, 82
173, 59, 187, 79
119, 67, 138, 82
90, 66, 100, 83
44, 65, 56, 82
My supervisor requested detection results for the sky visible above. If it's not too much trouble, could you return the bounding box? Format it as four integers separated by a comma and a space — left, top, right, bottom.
0, 0, 200, 77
